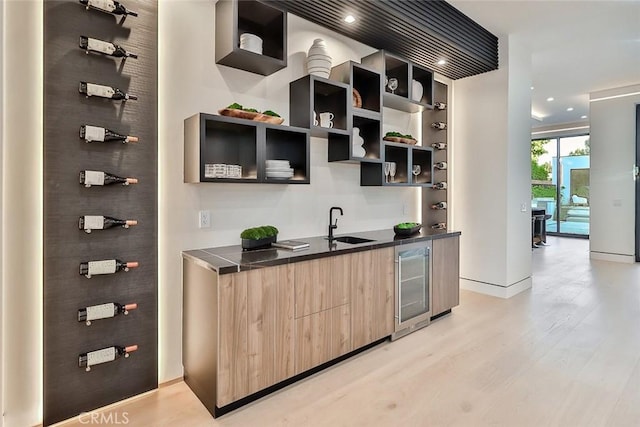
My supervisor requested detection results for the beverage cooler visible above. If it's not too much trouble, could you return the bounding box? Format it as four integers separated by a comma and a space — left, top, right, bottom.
392, 241, 432, 340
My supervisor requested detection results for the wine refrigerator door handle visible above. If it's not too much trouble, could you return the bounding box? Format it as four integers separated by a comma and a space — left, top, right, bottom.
397, 255, 402, 323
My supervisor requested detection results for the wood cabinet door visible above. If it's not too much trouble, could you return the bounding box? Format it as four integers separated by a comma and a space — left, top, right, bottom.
294, 305, 351, 374
432, 236, 460, 316
217, 271, 249, 406
218, 265, 295, 406
247, 265, 295, 395
293, 254, 352, 374
351, 247, 394, 349
294, 258, 332, 317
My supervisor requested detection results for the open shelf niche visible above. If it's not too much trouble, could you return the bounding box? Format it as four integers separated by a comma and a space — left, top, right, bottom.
215, 0, 287, 76
184, 113, 309, 184
289, 75, 350, 138
327, 61, 383, 163
362, 50, 434, 113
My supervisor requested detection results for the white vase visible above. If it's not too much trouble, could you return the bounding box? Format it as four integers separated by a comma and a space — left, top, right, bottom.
352, 127, 366, 158
411, 79, 424, 102
306, 38, 332, 78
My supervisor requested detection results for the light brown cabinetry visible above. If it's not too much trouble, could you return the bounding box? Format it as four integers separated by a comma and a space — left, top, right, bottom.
293, 255, 352, 373
431, 236, 460, 317
217, 265, 295, 406
350, 248, 395, 349
183, 239, 458, 416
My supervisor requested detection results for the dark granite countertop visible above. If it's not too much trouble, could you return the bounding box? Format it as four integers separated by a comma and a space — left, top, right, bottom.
183, 228, 461, 274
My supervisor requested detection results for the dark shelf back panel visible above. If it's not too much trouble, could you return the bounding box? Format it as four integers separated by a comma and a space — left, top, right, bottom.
265, 128, 309, 179
353, 66, 381, 113
202, 121, 258, 179
43, 1, 158, 425
411, 148, 433, 185
313, 81, 348, 131
385, 145, 409, 184
353, 116, 381, 161
411, 66, 434, 106
327, 133, 352, 163
237, 1, 284, 61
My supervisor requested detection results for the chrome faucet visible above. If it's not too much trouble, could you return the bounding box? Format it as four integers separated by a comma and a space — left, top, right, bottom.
328, 207, 343, 241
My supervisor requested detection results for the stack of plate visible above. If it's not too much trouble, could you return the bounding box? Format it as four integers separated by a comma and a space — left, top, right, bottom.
266, 159, 293, 179
240, 33, 263, 55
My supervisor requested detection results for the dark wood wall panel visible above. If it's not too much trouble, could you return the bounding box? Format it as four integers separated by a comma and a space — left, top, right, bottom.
44, 1, 157, 425
422, 81, 448, 227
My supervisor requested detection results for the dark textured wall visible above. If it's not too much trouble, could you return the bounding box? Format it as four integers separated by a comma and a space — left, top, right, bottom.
43, 1, 157, 425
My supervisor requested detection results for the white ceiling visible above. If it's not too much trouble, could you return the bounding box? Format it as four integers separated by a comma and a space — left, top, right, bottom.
448, 0, 640, 129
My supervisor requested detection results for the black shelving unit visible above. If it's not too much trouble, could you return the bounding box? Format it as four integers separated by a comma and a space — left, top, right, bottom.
184, 113, 310, 184
411, 146, 434, 185
215, 0, 287, 76
327, 61, 383, 163
290, 74, 350, 138
362, 50, 434, 113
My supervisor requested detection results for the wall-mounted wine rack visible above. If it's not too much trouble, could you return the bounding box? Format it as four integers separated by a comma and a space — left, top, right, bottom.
422, 81, 449, 230
43, 1, 157, 425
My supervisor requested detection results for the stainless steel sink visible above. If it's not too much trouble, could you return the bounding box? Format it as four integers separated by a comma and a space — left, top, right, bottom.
333, 236, 375, 244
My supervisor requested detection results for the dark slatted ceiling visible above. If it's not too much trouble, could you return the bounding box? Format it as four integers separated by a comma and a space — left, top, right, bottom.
260, 0, 498, 80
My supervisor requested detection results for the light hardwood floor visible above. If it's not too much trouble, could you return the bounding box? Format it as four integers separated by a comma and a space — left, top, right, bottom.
59, 237, 640, 426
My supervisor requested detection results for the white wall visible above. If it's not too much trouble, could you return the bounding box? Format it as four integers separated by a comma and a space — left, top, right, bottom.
452, 35, 532, 298
2, 1, 43, 426
158, 1, 421, 382
505, 36, 533, 286
589, 84, 640, 262
0, 1, 4, 424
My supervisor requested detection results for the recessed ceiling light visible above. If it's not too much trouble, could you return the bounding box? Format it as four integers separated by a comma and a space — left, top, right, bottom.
437, 59, 446, 66
546, 97, 554, 102
531, 86, 534, 90
344, 15, 356, 23
566, 107, 574, 111
581, 115, 588, 119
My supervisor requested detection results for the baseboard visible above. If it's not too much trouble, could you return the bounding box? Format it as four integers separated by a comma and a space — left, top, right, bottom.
461, 276, 532, 299
159, 377, 184, 388
589, 251, 635, 264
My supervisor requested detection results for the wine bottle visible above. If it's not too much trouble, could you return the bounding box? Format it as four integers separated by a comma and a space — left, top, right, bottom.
431, 122, 447, 130
431, 201, 447, 210
431, 222, 447, 230
79, 36, 138, 59
434, 102, 447, 110
79, 345, 138, 372
79, 215, 137, 233
79, 82, 137, 101
80, 125, 138, 143
79, 259, 139, 278
79, 170, 138, 187
434, 161, 448, 170
431, 142, 447, 150
79, 0, 138, 17
78, 302, 137, 325
433, 181, 448, 190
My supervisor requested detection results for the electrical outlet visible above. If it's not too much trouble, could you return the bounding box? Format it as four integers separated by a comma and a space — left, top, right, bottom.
199, 210, 211, 228
403, 204, 409, 215
520, 203, 527, 212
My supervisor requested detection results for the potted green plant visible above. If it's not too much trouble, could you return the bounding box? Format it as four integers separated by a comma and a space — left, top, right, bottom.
240, 225, 279, 250
393, 222, 422, 236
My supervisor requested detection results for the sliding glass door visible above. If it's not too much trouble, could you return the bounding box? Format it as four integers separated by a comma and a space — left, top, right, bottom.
531, 134, 590, 237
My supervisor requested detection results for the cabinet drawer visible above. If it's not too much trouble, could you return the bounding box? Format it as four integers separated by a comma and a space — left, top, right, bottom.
294, 255, 350, 318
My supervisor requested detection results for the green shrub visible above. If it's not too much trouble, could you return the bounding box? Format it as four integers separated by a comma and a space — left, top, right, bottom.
531, 185, 556, 199
395, 222, 419, 229
240, 225, 279, 240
